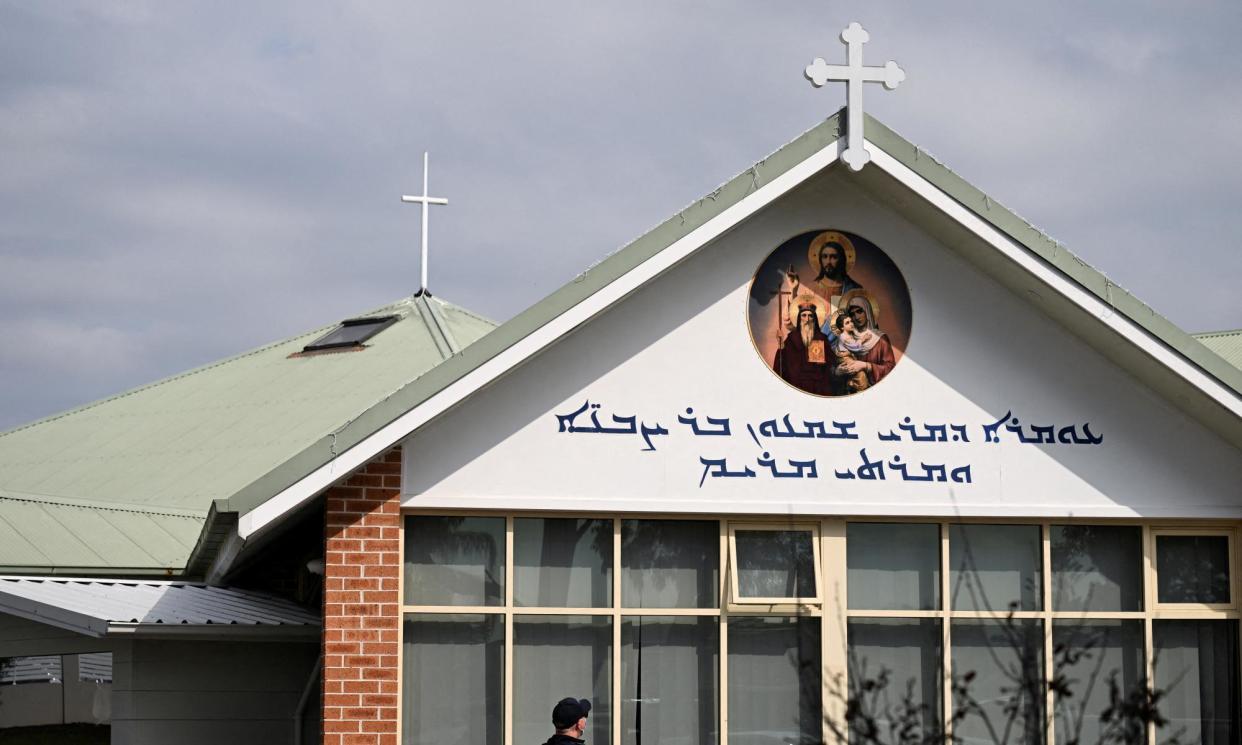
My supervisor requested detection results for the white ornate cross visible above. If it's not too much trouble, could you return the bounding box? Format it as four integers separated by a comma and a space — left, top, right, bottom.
804, 23, 905, 171
401, 152, 449, 295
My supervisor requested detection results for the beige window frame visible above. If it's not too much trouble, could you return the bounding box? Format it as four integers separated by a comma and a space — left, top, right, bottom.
398, 513, 1241, 745
726, 521, 823, 606
1149, 527, 1237, 612
842, 519, 1242, 745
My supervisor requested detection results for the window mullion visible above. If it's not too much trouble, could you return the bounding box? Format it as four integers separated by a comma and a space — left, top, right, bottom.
941, 521, 952, 743
1142, 524, 1155, 745
504, 516, 514, 745
1042, 523, 1054, 745
612, 518, 621, 745
719, 519, 729, 745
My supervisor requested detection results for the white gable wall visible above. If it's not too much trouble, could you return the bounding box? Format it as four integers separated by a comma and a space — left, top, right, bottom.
403, 168, 1242, 518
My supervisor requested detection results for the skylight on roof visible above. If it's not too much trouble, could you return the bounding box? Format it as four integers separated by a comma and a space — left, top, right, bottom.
302, 315, 398, 352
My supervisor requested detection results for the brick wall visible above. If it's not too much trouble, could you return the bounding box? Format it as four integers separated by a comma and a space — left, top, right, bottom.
323, 446, 403, 745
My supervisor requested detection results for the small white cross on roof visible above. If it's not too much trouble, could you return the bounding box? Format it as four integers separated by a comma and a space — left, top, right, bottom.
401, 152, 449, 295
804, 23, 906, 172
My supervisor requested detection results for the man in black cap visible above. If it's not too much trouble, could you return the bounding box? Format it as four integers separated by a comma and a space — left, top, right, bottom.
544, 697, 591, 745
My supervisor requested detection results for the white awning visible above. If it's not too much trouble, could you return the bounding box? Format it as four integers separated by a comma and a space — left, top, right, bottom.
0, 576, 319, 639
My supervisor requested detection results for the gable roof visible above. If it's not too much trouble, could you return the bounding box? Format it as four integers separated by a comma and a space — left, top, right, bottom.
234, 109, 1242, 540
0, 294, 495, 574
4, 110, 1239, 575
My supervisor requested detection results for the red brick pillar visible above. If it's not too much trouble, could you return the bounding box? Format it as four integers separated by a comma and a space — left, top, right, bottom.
323, 446, 403, 745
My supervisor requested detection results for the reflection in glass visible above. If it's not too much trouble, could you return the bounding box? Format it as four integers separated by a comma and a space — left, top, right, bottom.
1154, 620, 1239, 745
727, 617, 821, 745
404, 516, 504, 605
1051, 525, 1143, 612
735, 529, 816, 599
514, 616, 612, 745
1156, 535, 1231, 604
950, 524, 1042, 611
847, 523, 940, 610
403, 614, 503, 745
847, 619, 942, 741
951, 619, 1045, 745
621, 617, 719, 745
514, 518, 612, 607
1053, 621, 1144, 745
622, 520, 719, 608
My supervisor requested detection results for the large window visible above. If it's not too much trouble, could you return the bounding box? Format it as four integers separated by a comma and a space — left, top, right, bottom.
402, 517, 1239, 745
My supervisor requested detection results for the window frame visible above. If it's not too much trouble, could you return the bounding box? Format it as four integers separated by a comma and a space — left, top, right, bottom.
1150, 527, 1237, 611
398, 512, 1242, 745
726, 521, 824, 607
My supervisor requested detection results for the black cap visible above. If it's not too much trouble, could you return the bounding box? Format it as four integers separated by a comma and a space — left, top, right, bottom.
552, 697, 591, 729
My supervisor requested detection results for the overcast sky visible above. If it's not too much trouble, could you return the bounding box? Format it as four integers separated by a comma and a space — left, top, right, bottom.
1, 1, 1239, 431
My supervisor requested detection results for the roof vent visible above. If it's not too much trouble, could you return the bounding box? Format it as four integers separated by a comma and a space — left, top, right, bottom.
302, 315, 398, 353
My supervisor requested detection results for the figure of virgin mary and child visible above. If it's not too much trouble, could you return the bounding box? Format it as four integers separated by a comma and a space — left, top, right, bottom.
826, 292, 895, 394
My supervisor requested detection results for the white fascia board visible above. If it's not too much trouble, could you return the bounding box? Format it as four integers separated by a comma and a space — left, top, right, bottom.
237, 139, 844, 539
865, 143, 1242, 418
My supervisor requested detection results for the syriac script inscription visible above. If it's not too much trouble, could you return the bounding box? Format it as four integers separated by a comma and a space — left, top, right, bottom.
554, 400, 1103, 489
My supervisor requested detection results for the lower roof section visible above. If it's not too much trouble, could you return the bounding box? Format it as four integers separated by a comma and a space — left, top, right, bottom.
0, 491, 203, 574
0, 576, 319, 640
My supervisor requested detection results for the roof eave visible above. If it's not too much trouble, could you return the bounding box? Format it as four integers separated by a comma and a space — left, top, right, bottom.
106, 622, 320, 641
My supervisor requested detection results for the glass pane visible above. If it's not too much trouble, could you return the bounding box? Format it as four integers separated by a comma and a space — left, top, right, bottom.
1053, 621, 1144, 745
951, 619, 1045, 745
847, 619, 942, 741
847, 522, 940, 610
1154, 620, 1239, 745
727, 616, 821, 745
515, 518, 613, 607
403, 614, 503, 745
950, 524, 1042, 611
404, 516, 504, 606
622, 520, 719, 608
1156, 535, 1231, 604
514, 616, 612, 745
1051, 525, 1143, 612
734, 529, 816, 599
621, 617, 719, 745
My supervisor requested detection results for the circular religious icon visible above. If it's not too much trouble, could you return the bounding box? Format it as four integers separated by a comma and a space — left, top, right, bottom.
746, 229, 912, 397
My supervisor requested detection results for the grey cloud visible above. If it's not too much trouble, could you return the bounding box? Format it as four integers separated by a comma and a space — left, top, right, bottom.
0, 0, 1238, 430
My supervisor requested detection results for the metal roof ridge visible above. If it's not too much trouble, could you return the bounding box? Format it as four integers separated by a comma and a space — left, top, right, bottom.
419, 293, 462, 357
0, 489, 206, 519
0, 575, 194, 585
1194, 329, 1242, 338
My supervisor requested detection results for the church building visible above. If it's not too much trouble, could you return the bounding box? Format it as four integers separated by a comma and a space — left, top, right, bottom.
0, 29, 1239, 745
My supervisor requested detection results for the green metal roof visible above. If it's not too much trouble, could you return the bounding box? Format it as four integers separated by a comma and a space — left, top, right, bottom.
0, 294, 494, 573
1196, 329, 1242, 371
